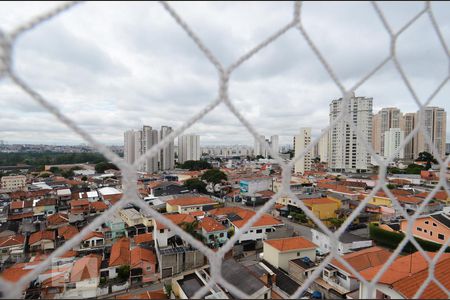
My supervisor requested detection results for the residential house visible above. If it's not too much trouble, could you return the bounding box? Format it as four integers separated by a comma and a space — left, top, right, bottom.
154, 214, 195, 248
0, 234, 25, 264
47, 213, 70, 229
133, 233, 154, 247
221, 258, 272, 299
103, 213, 127, 240
29, 230, 55, 253
263, 236, 317, 272
208, 207, 283, 243
171, 267, 229, 299
63, 254, 101, 298
311, 228, 373, 255
119, 208, 146, 237
80, 232, 105, 250
301, 197, 341, 222
56, 225, 79, 246
320, 247, 391, 298
89, 201, 108, 215
416, 190, 450, 205
158, 246, 205, 279
199, 217, 228, 247
108, 237, 130, 279
33, 199, 56, 219
399, 212, 450, 245
70, 199, 90, 215
166, 196, 217, 214
75, 191, 99, 202
130, 246, 157, 285
359, 252, 450, 299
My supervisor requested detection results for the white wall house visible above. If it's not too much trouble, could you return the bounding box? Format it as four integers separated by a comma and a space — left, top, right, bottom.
311, 228, 372, 255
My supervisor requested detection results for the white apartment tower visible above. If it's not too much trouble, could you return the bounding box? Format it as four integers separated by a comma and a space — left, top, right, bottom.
124, 130, 136, 164
142, 126, 159, 173
329, 95, 373, 173
384, 128, 405, 159
270, 135, 279, 155
254, 135, 266, 157
318, 129, 328, 163
294, 128, 312, 174
402, 112, 416, 160
415, 107, 447, 159
178, 134, 200, 163
372, 107, 402, 156
160, 126, 175, 170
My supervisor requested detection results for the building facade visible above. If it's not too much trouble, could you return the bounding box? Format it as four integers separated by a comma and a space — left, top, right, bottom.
160, 126, 175, 170
383, 128, 405, 159
329, 95, 373, 173
415, 106, 447, 159
294, 128, 312, 174
372, 107, 402, 156
178, 134, 200, 163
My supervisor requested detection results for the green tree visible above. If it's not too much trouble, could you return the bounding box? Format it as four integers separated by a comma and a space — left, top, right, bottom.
117, 265, 130, 282
180, 221, 203, 241
179, 160, 212, 171
201, 169, 227, 184
62, 169, 74, 178
255, 155, 265, 160
49, 166, 61, 174
95, 162, 118, 174
386, 183, 396, 189
328, 217, 345, 229
81, 176, 88, 181
183, 178, 207, 193
416, 151, 438, 164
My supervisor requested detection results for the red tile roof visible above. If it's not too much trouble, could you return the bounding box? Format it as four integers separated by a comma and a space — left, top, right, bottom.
0, 234, 25, 248
35, 199, 56, 206
330, 246, 391, 277
103, 194, 123, 205
200, 217, 226, 233
264, 236, 317, 252
302, 197, 338, 206
47, 213, 69, 225
134, 233, 153, 244
109, 237, 130, 267
360, 252, 450, 299
82, 231, 104, 241
130, 247, 156, 268
256, 190, 275, 198
1, 263, 32, 283
8, 212, 33, 221
70, 254, 101, 282
155, 214, 195, 230
70, 199, 89, 207
57, 225, 79, 240
90, 201, 108, 211
29, 230, 55, 245
167, 196, 216, 207
208, 207, 282, 229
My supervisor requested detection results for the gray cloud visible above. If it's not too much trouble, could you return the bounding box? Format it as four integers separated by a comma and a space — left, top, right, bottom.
0, 1, 449, 147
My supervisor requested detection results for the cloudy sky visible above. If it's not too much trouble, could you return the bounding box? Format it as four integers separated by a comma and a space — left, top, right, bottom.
0, 1, 449, 147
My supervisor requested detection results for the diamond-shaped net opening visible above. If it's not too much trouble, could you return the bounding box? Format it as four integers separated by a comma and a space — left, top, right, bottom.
0, 1, 449, 299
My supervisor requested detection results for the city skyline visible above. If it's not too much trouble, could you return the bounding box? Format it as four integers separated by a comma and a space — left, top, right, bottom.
1, 2, 449, 146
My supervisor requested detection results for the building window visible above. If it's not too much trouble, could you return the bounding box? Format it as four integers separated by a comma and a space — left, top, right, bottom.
256, 229, 262, 234
424, 229, 427, 233
438, 234, 444, 240
425, 221, 429, 224
147, 266, 152, 271
430, 231, 433, 236
159, 229, 164, 233
433, 223, 437, 227
219, 233, 224, 237
266, 228, 271, 233
297, 252, 301, 256
417, 227, 422, 231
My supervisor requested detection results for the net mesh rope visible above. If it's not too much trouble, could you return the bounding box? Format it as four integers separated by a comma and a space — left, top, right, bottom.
0, 1, 449, 299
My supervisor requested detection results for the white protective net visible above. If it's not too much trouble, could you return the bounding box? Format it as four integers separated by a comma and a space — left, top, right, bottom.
0, 1, 449, 299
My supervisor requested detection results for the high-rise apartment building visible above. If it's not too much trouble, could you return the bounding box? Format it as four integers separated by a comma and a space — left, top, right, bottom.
270, 135, 279, 155
124, 130, 136, 164
142, 126, 159, 173
384, 128, 404, 159
294, 128, 312, 174
415, 107, 447, 158
254, 135, 266, 157
402, 112, 416, 160
160, 126, 175, 170
124, 125, 175, 173
318, 129, 328, 163
178, 134, 200, 163
329, 95, 373, 173
372, 107, 402, 156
